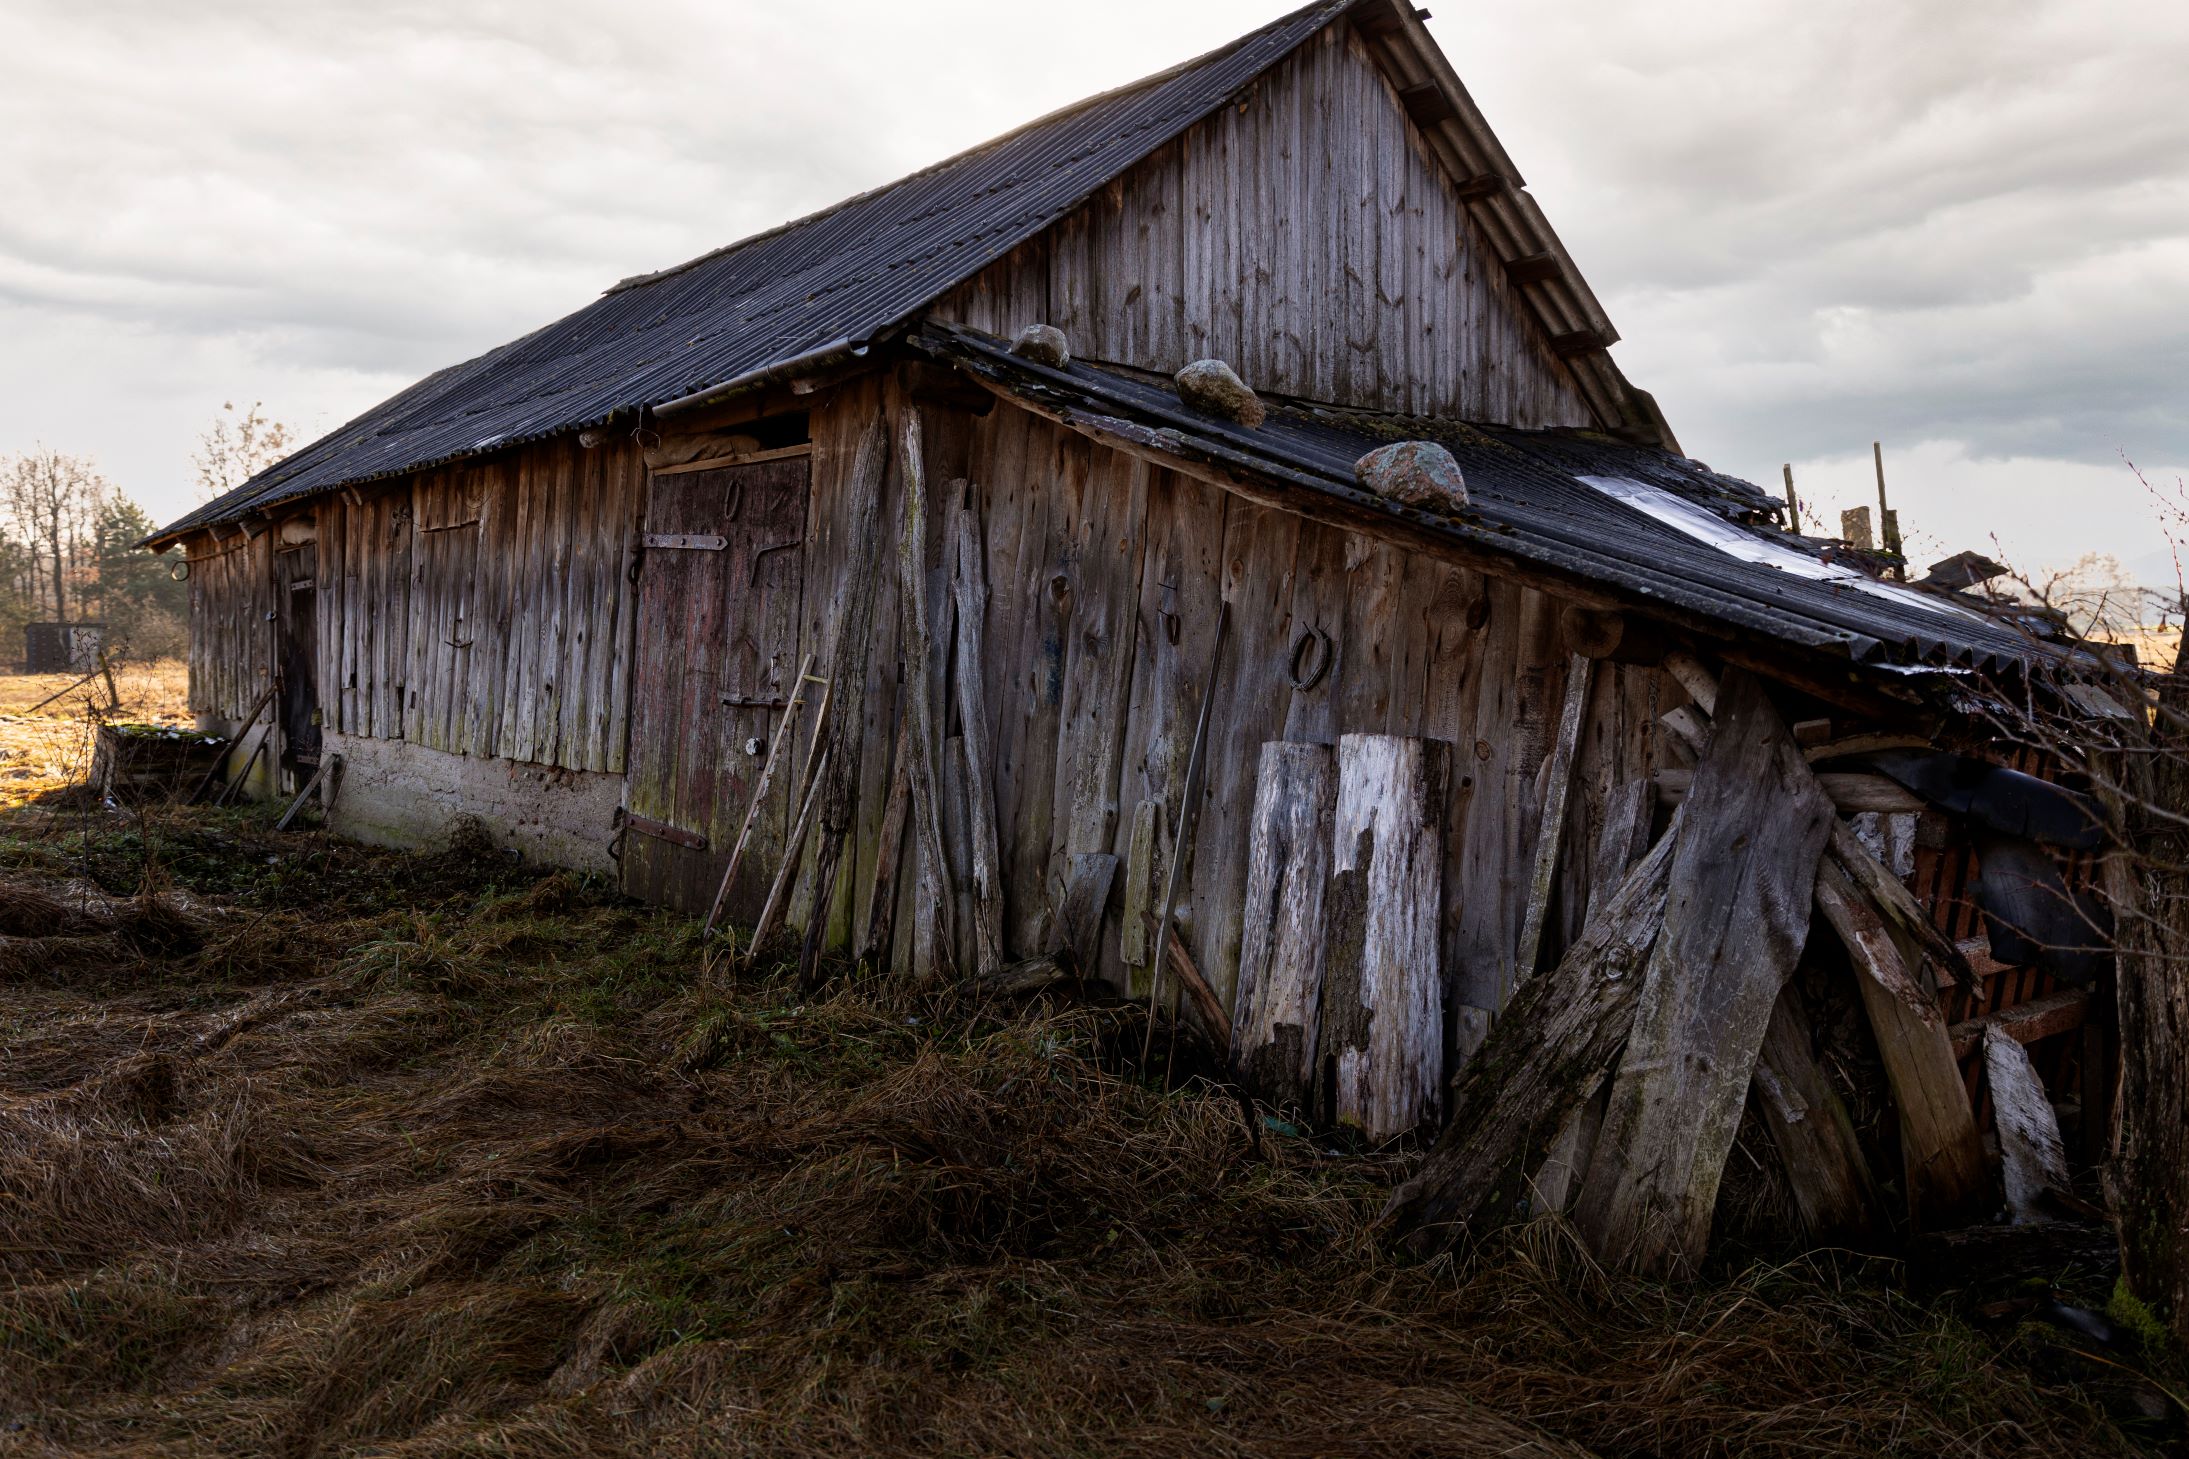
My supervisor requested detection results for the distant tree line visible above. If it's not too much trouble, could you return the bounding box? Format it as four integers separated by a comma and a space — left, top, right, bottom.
0, 401, 295, 667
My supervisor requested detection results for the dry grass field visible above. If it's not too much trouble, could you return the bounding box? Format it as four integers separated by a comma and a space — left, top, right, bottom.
0, 681, 2176, 1456
0, 659, 190, 811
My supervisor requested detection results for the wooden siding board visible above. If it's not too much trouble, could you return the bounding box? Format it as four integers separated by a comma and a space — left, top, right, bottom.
931, 23, 1590, 425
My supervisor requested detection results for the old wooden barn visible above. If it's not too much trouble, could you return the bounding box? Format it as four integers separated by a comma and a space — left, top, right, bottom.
152, 0, 2135, 1270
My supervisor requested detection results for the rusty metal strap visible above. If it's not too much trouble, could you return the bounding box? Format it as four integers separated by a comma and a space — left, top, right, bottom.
644, 532, 729, 551
621, 812, 709, 850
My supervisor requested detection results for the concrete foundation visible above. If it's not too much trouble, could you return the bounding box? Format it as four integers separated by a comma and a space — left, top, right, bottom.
321, 731, 625, 874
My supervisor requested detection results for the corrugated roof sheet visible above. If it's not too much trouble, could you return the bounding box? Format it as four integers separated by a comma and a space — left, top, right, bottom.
916, 322, 2073, 677
153, 0, 1351, 543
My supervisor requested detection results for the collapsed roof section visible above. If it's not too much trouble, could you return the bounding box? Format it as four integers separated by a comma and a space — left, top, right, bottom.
150, 0, 1652, 545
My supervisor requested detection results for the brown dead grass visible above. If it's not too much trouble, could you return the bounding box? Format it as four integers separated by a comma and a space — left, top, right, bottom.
0, 794, 2171, 1457
0, 660, 192, 811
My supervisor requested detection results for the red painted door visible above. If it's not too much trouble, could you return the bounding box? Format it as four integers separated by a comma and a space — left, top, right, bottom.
621, 455, 808, 914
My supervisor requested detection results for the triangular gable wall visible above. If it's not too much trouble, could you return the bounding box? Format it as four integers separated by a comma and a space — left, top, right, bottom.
934, 19, 1593, 429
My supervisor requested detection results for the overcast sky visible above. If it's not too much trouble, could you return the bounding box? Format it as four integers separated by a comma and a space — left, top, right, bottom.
4, 0, 2185, 588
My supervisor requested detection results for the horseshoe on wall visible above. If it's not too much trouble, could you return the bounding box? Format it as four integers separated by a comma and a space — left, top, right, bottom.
1288, 626, 1333, 691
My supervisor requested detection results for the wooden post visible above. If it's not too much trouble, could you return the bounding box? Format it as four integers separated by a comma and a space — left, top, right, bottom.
1782, 463, 1800, 526
947, 481, 1006, 978
1514, 654, 1593, 985
1573, 669, 1836, 1277
1231, 741, 1337, 1110
1872, 441, 1903, 576
1318, 734, 1448, 1142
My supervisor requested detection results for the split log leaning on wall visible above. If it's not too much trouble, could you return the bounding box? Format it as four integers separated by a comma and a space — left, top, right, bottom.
1385, 653, 1998, 1266
1571, 669, 1835, 1276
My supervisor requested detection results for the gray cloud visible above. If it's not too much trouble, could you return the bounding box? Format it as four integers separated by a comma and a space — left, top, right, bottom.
3, 0, 2183, 583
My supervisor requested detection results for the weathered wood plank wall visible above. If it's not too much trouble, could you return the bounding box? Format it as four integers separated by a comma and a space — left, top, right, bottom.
822, 390, 1669, 1023
933, 23, 1591, 427
185, 528, 275, 721
187, 435, 644, 777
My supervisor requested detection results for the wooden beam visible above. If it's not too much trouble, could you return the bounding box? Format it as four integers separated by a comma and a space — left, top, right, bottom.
1985, 1025, 2072, 1225
1548, 329, 1610, 358
1504, 251, 1564, 286
1396, 80, 1457, 128
1453, 173, 1511, 203
895, 410, 956, 982
1950, 988, 2089, 1060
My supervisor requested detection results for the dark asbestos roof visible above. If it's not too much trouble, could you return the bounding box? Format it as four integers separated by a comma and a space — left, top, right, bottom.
917, 322, 2069, 676
153, 0, 1352, 544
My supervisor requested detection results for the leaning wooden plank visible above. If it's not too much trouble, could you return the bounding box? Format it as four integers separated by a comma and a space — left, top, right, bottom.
1231, 741, 1338, 1111
705, 653, 820, 940
1164, 931, 1232, 1060
1573, 669, 1835, 1277
948, 480, 1006, 977
896, 410, 957, 982
1514, 654, 1594, 982
1382, 811, 1686, 1251
1825, 818, 1971, 987
1753, 982, 1882, 1242
747, 747, 831, 965
1814, 856, 1990, 1229
1318, 734, 1450, 1143
1985, 1024, 2072, 1225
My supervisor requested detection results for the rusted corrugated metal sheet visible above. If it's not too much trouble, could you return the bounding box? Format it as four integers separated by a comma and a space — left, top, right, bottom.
916, 321, 2074, 677
152, 0, 1351, 544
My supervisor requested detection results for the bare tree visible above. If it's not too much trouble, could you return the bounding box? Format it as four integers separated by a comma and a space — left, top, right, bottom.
194, 400, 295, 502
1, 447, 109, 624
1982, 465, 2189, 1339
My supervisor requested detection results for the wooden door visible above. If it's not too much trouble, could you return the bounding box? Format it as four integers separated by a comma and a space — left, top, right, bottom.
621, 456, 809, 915
278, 542, 321, 776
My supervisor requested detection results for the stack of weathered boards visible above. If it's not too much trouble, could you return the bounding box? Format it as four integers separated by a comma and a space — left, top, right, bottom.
1229, 656, 2067, 1276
